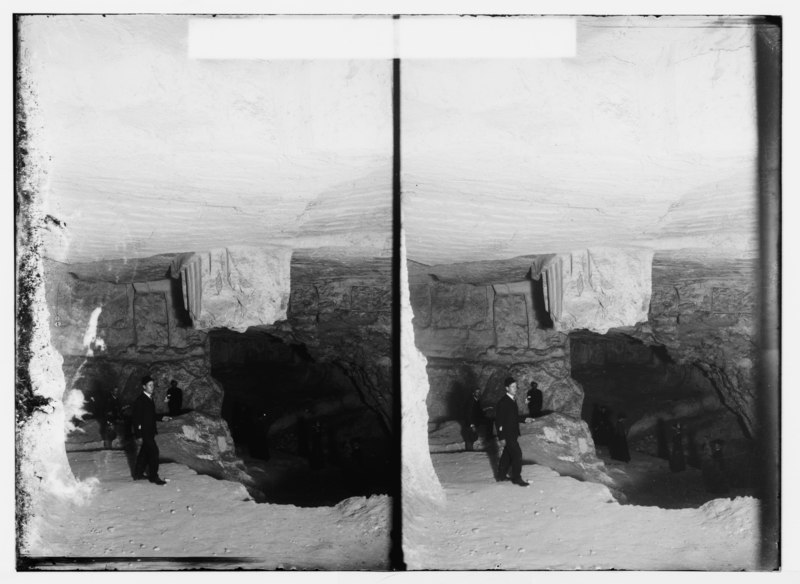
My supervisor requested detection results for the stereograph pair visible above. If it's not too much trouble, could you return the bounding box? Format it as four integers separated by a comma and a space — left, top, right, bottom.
14, 14, 780, 571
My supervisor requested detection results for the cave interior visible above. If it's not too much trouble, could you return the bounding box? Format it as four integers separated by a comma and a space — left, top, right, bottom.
50, 250, 394, 508
570, 330, 757, 507
408, 251, 759, 509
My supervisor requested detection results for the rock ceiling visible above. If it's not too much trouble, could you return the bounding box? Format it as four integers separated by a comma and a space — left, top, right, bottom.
21, 16, 759, 270
402, 17, 759, 266
21, 15, 392, 266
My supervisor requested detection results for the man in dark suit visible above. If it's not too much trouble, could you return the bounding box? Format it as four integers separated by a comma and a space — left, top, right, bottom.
132, 375, 168, 485
495, 376, 529, 486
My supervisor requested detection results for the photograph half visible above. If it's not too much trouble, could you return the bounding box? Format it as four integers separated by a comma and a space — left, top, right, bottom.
400, 15, 779, 571
16, 14, 395, 570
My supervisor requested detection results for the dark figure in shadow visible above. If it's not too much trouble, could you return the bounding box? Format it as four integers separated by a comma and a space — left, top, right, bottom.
105, 387, 122, 449
248, 407, 271, 461
94, 386, 121, 449
310, 421, 324, 470
297, 414, 310, 457
656, 418, 670, 460
703, 439, 730, 494
591, 404, 613, 447
165, 379, 183, 417
465, 389, 493, 451
669, 422, 686, 472
88, 386, 112, 448
590, 404, 602, 442
686, 428, 702, 469
526, 381, 544, 419
86, 387, 105, 420
609, 413, 631, 462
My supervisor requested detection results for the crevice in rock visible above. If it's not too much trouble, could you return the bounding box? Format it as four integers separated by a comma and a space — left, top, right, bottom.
531, 274, 554, 330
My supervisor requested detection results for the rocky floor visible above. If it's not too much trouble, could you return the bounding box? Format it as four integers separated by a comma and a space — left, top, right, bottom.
597, 446, 755, 509
403, 449, 761, 570
21, 449, 391, 570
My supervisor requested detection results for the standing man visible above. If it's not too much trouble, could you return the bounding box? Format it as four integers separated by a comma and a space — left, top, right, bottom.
526, 381, 544, 419
100, 386, 121, 450
495, 376, 529, 486
669, 422, 686, 472
165, 379, 183, 417
132, 376, 167, 485
466, 388, 493, 451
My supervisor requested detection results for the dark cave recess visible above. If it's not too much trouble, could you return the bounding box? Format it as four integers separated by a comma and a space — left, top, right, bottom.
209, 328, 392, 506
569, 329, 757, 504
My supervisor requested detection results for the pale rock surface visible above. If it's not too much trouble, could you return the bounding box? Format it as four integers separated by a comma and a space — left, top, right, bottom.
401, 228, 446, 515
518, 414, 617, 491
546, 248, 653, 334
42, 259, 225, 415
155, 412, 260, 494
19, 16, 392, 265
16, 91, 94, 554
402, 19, 757, 265
409, 268, 586, 422
18, 318, 93, 555
180, 246, 292, 333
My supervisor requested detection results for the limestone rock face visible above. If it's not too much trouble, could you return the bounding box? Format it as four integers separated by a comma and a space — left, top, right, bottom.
147, 358, 223, 415
280, 255, 394, 433
517, 414, 616, 490
546, 249, 653, 335
402, 22, 757, 267
628, 253, 758, 435
43, 260, 223, 416
409, 265, 583, 423
156, 411, 260, 497
400, 231, 446, 512
423, 354, 583, 422
174, 246, 292, 333
44, 262, 208, 358
409, 249, 653, 425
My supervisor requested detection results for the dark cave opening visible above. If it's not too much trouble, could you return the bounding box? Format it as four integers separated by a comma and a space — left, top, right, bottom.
569, 330, 757, 509
209, 328, 391, 507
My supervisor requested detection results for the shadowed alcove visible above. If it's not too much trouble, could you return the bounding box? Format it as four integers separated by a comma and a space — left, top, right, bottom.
211, 327, 391, 506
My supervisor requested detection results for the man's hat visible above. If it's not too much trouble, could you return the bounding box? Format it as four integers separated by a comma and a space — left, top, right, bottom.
504, 376, 516, 387
141, 375, 154, 386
